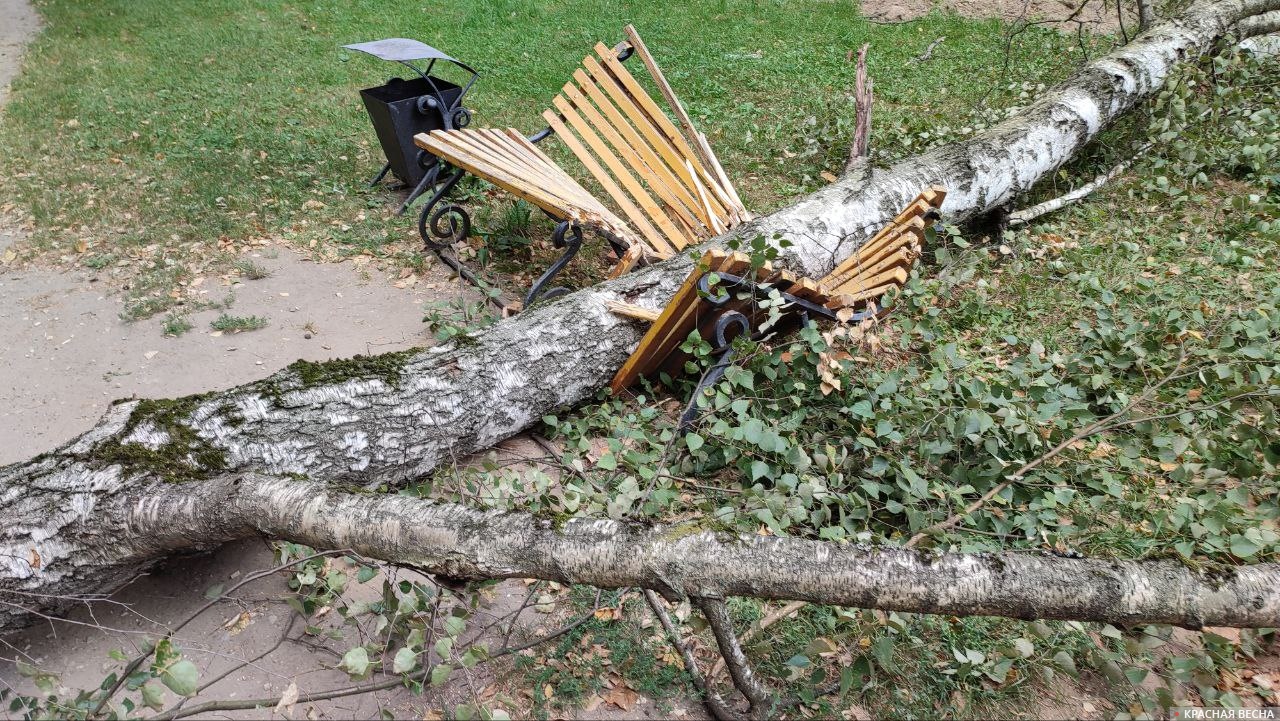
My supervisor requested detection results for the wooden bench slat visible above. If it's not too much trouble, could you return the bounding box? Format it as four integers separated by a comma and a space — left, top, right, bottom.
441, 131, 589, 210
551, 95, 687, 254
592, 44, 739, 218
610, 250, 743, 393
580, 55, 730, 232
831, 266, 910, 296
622, 25, 750, 221
569, 69, 714, 234
474, 130, 591, 205
418, 132, 582, 217
560, 81, 706, 240
540, 110, 671, 254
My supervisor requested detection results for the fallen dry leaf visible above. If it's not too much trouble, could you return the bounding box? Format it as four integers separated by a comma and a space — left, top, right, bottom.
274, 681, 299, 718
603, 685, 639, 711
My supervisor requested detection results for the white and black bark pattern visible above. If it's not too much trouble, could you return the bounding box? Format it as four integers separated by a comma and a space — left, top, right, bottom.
4, 475, 1277, 633
755, 0, 1280, 276
3, 0, 1278, 631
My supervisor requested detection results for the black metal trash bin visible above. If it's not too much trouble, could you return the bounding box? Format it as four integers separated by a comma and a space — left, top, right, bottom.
344, 38, 479, 213
358, 76, 463, 187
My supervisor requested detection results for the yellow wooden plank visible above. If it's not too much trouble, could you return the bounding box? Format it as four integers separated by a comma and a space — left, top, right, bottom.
606, 299, 660, 322
471, 129, 583, 200
611, 250, 740, 393
606, 243, 646, 279
827, 281, 902, 308
623, 25, 750, 221
581, 58, 732, 232
827, 237, 920, 290
551, 96, 687, 254
417, 131, 574, 218
501, 129, 622, 222
570, 69, 714, 232
560, 81, 705, 238
441, 131, 588, 211
922, 185, 948, 208
832, 265, 910, 295
591, 46, 738, 218
824, 217, 926, 287
540, 110, 671, 255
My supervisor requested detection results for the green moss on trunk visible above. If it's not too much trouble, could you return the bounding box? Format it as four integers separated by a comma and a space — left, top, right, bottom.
287, 348, 421, 389
95, 396, 228, 482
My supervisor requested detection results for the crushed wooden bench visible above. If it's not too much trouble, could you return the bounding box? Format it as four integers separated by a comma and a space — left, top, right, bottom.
413, 25, 750, 309
608, 186, 945, 430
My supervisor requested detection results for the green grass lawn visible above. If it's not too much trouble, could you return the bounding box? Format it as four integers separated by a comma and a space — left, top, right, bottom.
0, 0, 1094, 319
7, 2, 1276, 718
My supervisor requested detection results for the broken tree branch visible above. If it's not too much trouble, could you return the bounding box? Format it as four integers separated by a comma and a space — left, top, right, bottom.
847, 43, 873, 171
644, 590, 743, 721
695, 596, 777, 718
1008, 142, 1153, 227
8, 475, 1276, 634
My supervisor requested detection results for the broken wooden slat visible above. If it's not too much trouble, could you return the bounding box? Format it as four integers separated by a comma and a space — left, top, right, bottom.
551, 97, 688, 254
568, 69, 712, 231
592, 43, 738, 217
559, 81, 705, 237
580, 55, 730, 230
606, 300, 661, 323
611, 250, 745, 394
620, 25, 751, 222
606, 243, 645, 279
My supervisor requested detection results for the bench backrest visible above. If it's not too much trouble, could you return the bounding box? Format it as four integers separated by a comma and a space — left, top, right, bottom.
416, 26, 749, 262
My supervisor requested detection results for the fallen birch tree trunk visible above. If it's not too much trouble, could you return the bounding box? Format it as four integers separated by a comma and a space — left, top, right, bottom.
3, 0, 1279, 632
13, 474, 1280, 630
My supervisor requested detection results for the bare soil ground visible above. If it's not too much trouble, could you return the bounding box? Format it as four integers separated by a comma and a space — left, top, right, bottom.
864, 0, 1137, 34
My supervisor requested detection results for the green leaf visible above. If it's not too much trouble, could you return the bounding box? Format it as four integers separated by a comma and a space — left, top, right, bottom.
785, 654, 810, 668
1052, 651, 1077, 677
750, 460, 772, 482
141, 681, 167, 711
685, 433, 705, 452
443, 615, 467, 638
460, 649, 483, 669
160, 660, 199, 697
596, 452, 617, 471
1229, 535, 1259, 558
392, 647, 418, 674
339, 647, 371, 678
430, 663, 453, 687
356, 566, 378, 584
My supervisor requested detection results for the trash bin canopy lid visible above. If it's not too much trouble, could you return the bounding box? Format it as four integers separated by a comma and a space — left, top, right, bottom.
343, 38, 457, 63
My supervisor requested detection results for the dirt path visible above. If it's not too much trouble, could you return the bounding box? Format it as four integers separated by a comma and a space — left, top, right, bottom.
0, 251, 460, 464
0, 0, 498, 714
0, 0, 38, 108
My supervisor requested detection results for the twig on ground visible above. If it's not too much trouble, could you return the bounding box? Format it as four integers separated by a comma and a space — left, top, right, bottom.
152, 590, 608, 721
695, 596, 776, 718
91, 549, 360, 718
1008, 143, 1151, 227
643, 590, 744, 721
909, 36, 945, 63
